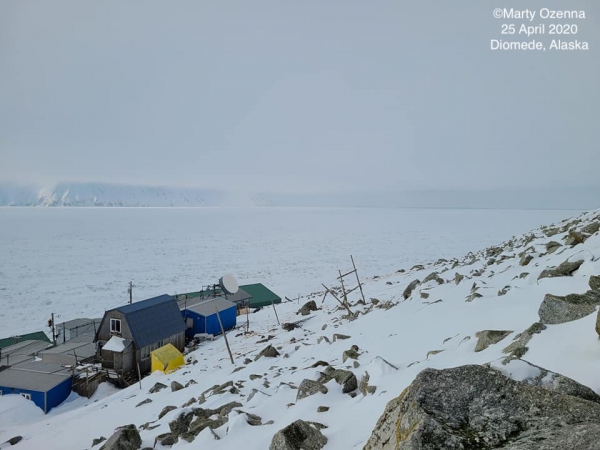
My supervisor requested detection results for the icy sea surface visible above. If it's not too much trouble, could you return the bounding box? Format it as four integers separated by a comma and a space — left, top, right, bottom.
0, 207, 578, 336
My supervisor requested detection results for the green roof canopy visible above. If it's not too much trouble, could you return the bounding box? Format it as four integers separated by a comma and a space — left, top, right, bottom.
239, 283, 282, 308
0, 331, 51, 350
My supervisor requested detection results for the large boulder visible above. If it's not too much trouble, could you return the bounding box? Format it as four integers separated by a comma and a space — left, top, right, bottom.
538, 259, 584, 281
270, 420, 327, 450
538, 290, 600, 324
403, 280, 420, 300
474, 330, 513, 352
296, 379, 328, 401
100, 425, 141, 450
363, 365, 600, 450
545, 241, 562, 254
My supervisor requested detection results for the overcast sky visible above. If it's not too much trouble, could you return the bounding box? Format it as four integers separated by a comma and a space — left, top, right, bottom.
1, 1, 598, 194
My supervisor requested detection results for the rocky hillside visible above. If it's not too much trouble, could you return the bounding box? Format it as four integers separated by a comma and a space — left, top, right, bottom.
1, 209, 599, 449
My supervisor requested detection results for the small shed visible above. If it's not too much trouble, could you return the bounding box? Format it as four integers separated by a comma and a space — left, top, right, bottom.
240, 283, 282, 308
151, 343, 184, 374
0, 361, 72, 413
182, 298, 236, 338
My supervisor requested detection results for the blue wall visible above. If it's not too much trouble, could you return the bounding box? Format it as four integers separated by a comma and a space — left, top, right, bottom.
0, 377, 72, 413
182, 306, 236, 338
47, 377, 73, 413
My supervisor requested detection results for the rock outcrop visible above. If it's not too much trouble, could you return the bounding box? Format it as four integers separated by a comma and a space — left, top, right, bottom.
363, 365, 600, 450
296, 379, 328, 401
538, 291, 600, 324
100, 425, 141, 450
538, 259, 584, 281
255, 345, 281, 361
403, 280, 420, 300
270, 420, 327, 450
474, 330, 513, 352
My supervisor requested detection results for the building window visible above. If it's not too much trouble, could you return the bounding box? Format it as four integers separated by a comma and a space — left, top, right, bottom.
20, 393, 31, 400
110, 319, 121, 334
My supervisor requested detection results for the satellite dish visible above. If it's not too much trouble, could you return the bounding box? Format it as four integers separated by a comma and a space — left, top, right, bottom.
219, 274, 239, 295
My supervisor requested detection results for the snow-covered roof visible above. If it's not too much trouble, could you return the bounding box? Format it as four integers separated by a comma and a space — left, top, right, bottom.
102, 336, 131, 353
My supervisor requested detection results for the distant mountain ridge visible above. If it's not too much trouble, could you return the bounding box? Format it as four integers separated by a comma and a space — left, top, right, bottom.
0, 182, 273, 207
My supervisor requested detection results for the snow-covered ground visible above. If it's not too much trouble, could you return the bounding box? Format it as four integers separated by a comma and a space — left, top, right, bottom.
0, 207, 577, 337
1, 206, 599, 449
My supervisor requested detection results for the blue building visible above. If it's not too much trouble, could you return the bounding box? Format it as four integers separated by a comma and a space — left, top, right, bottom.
0, 361, 72, 413
181, 298, 237, 339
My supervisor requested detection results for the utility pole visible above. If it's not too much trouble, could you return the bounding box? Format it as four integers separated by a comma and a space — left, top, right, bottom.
49, 313, 56, 347
128, 281, 134, 304
215, 308, 234, 365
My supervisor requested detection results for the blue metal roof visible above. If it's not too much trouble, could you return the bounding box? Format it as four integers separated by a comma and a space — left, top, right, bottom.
111, 295, 186, 349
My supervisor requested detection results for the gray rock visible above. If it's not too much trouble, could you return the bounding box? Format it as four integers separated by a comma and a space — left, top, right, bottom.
158, 405, 178, 419
538, 291, 600, 324
504, 360, 600, 404
297, 300, 318, 316
153, 433, 177, 447
318, 367, 358, 393
332, 333, 351, 342
519, 254, 533, 266
420, 292, 429, 299
411, 264, 425, 271
454, 273, 464, 285
498, 285, 510, 296
363, 365, 600, 450
297, 379, 328, 401
269, 420, 328, 450
255, 345, 281, 361
465, 292, 482, 302
92, 437, 106, 447
544, 226, 561, 237
171, 381, 184, 392
181, 397, 196, 408
590, 275, 600, 291
282, 322, 299, 331
169, 412, 194, 437
317, 406, 329, 413
502, 322, 546, 361
422, 272, 444, 285
474, 330, 513, 352
538, 259, 584, 281
135, 398, 152, 408
100, 425, 141, 450
342, 345, 360, 363
566, 230, 587, 246
402, 280, 420, 300
149, 382, 167, 394
546, 241, 562, 253
582, 221, 600, 235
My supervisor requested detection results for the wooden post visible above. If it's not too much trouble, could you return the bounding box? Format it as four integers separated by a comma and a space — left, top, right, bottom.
271, 300, 280, 325
137, 363, 142, 390
351, 255, 366, 304
246, 303, 250, 333
322, 284, 354, 316
215, 308, 234, 365
338, 269, 349, 307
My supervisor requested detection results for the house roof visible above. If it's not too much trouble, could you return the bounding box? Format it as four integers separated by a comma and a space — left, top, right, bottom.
239, 283, 282, 308
39, 341, 96, 359
187, 298, 236, 317
0, 362, 71, 392
0, 340, 52, 368
99, 294, 186, 349
0, 331, 51, 350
